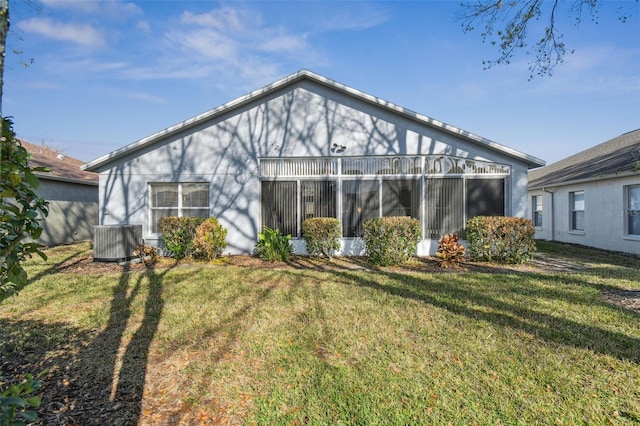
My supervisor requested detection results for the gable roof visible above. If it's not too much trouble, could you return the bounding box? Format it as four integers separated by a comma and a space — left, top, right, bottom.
20, 140, 98, 186
529, 129, 640, 189
82, 69, 545, 172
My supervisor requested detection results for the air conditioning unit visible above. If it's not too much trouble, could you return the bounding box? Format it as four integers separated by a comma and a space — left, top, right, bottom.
93, 225, 142, 261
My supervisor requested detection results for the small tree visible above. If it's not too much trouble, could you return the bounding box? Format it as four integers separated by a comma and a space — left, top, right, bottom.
1, 117, 49, 297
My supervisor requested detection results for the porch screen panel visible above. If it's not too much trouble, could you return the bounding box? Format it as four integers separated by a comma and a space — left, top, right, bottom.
301, 181, 337, 221
382, 179, 420, 218
342, 180, 380, 237
261, 181, 297, 236
466, 178, 505, 218
424, 178, 463, 239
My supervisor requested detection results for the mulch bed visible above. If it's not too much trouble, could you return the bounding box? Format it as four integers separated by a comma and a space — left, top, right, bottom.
54, 251, 640, 315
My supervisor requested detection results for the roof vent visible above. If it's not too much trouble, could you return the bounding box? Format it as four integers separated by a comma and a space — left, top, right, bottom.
93, 225, 142, 262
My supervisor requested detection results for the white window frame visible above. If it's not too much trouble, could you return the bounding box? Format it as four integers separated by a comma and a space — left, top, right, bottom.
625, 184, 640, 237
532, 195, 543, 229
149, 182, 209, 234
570, 190, 585, 232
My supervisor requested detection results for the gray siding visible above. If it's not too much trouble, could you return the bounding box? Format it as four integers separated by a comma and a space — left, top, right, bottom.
38, 179, 98, 246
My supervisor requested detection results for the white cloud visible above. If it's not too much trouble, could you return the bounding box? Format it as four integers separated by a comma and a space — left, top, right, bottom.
18, 18, 106, 47
165, 28, 239, 61
137, 20, 151, 32
181, 7, 246, 32
39, 0, 143, 18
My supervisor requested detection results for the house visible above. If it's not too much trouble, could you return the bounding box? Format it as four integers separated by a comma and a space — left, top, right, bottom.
22, 141, 99, 246
82, 70, 545, 255
528, 129, 640, 255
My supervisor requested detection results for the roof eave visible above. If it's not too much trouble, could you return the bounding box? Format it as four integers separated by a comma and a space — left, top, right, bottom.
35, 173, 99, 186
529, 169, 640, 190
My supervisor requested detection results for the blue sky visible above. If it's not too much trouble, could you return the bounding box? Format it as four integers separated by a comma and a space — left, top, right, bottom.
4, 0, 640, 165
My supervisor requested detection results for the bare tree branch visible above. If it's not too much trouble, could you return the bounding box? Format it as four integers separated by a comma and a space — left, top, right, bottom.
458, 0, 638, 80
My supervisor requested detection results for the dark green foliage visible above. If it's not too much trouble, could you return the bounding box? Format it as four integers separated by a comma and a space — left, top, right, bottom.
363, 216, 421, 266
159, 216, 205, 259
466, 216, 536, 264
1, 117, 49, 297
302, 217, 341, 258
193, 218, 228, 261
436, 233, 466, 268
0, 372, 42, 426
255, 227, 293, 262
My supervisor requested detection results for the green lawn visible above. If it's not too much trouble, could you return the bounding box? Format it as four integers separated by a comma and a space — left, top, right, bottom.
1, 241, 639, 425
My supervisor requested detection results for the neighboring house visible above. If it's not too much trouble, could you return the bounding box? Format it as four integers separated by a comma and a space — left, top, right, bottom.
22, 140, 99, 246
528, 129, 640, 255
82, 70, 545, 255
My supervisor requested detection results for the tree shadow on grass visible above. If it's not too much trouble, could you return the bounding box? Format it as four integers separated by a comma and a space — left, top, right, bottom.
58, 264, 183, 425
329, 269, 640, 364
0, 246, 89, 304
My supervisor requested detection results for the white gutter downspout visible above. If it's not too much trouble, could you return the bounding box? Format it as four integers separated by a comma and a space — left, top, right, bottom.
543, 187, 555, 241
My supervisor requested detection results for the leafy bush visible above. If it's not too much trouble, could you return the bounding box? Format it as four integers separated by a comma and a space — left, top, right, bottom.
1, 117, 49, 297
0, 372, 42, 426
303, 217, 341, 258
255, 227, 293, 262
159, 216, 205, 259
363, 216, 421, 266
436, 233, 466, 268
193, 218, 228, 261
466, 216, 536, 264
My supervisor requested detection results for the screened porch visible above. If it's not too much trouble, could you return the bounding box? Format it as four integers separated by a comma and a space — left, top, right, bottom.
259, 156, 510, 242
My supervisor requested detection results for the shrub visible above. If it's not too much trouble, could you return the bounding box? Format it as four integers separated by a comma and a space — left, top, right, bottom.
159, 216, 205, 259
436, 233, 466, 268
363, 216, 421, 266
303, 217, 341, 258
0, 372, 42, 425
254, 227, 293, 262
193, 218, 228, 261
466, 216, 536, 264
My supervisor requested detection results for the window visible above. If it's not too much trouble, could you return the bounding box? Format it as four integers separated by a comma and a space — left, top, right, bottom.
262, 180, 336, 237
532, 195, 543, 228
627, 185, 640, 236
150, 183, 209, 233
570, 191, 585, 231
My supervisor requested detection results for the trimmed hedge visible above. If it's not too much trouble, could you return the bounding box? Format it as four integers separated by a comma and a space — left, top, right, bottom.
363, 216, 421, 266
466, 216, 536, 264
193, 218, 228, 260
159, 216, 205, 259
303, 217, 341, 258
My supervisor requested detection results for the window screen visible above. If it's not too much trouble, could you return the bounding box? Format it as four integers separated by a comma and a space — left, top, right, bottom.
466, 178, 505, 219
425, 178, 464, 239
342, 180, 380, 237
